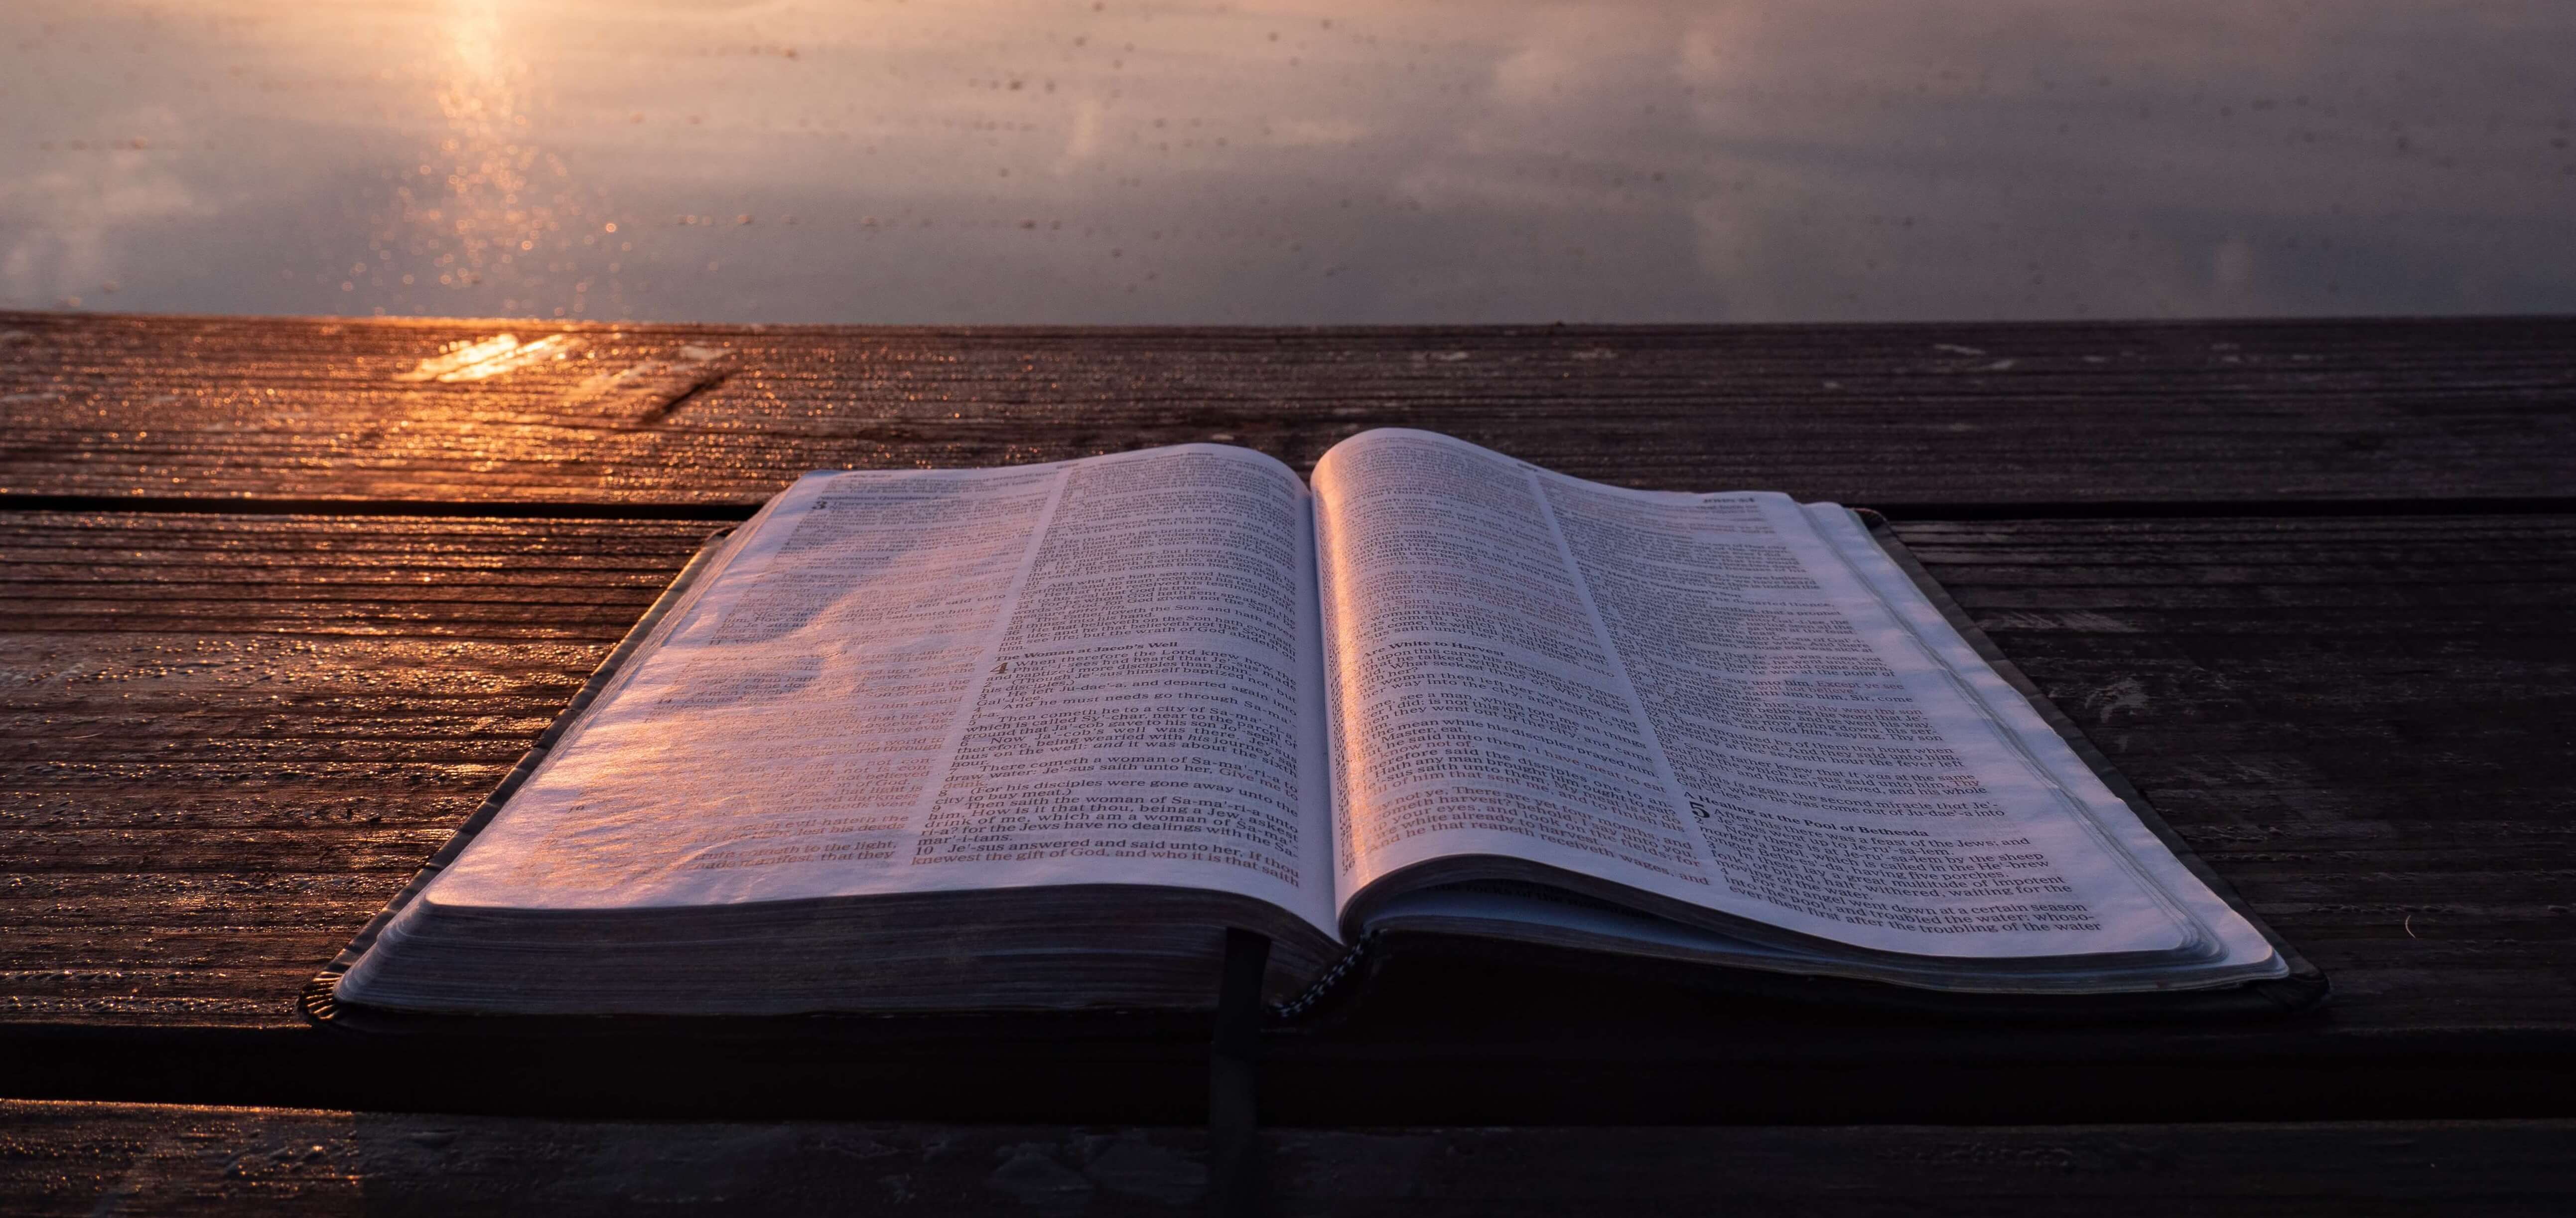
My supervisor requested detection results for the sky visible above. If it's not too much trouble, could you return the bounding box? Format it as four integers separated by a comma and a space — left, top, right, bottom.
3, 0, 2573, 323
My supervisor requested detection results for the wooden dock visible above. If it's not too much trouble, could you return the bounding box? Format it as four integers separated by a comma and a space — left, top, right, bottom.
3, 311, 2573, 1212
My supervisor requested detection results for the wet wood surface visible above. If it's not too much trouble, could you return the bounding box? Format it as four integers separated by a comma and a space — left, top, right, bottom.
7, 1099, 2574, 1217
2, 312, 2574, 1200
2, 508, 2569, 1124
3, 311, 2573, 510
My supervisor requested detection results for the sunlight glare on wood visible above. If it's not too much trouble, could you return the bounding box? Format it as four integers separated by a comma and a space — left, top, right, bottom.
396, 332, 580, 382
396, 333, 524, 381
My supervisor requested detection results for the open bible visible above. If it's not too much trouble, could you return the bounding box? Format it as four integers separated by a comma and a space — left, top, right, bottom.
330, 429, 2315, 1018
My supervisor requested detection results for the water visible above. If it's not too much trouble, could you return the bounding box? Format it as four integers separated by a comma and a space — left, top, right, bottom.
4, 0, 2572, 324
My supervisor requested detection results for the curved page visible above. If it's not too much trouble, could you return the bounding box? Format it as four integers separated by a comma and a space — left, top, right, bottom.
1315, 429, 2224, 962
398, 445, 1336, 936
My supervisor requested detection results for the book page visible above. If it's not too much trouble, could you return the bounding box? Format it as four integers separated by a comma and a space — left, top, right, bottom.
421, 444, 1337, 937
1314, 430, 2200, 959
1797, 501, 2278, 974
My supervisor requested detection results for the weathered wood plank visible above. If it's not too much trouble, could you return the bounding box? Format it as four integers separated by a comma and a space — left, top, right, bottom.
0, 514, 721, 1027
2, 510, 2573, 1121
3, 312, 2571, 507
0, 502, 2566, 1025
1914, 518, 2576, 1026
5, 1100, 2574, 1217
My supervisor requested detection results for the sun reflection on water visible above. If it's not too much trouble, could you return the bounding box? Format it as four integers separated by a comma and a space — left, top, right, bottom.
386, 0, 612, 318
1, 0, 2571, 322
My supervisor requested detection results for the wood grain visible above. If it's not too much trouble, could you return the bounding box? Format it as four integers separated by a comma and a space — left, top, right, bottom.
3, 509, 2572, 1123
0, 514, 721, 1027
6, 1100, 2574, 1217
1913, 515, 2576, 1022
4, 312, 2572, 508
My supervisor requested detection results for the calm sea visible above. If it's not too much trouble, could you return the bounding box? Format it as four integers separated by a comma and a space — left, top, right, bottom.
5, 0, 2572, 323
